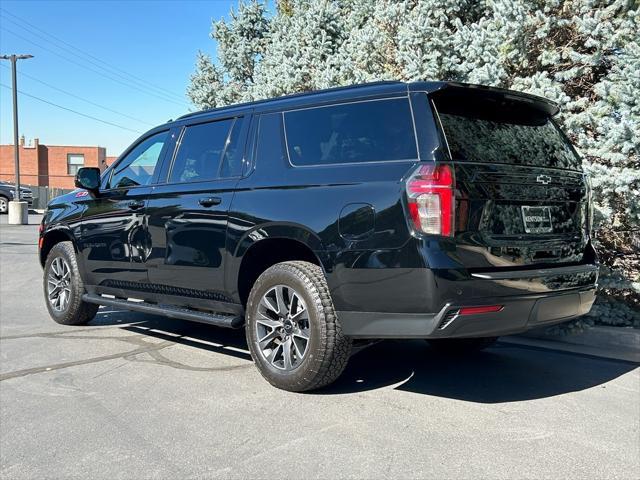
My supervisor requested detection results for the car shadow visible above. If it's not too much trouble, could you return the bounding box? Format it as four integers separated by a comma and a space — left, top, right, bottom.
91, 308, 251, 362
91, 309, 638, 403
323, 340, 638, 402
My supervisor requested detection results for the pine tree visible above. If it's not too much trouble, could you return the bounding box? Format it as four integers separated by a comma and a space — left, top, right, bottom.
188, 0, 640, 327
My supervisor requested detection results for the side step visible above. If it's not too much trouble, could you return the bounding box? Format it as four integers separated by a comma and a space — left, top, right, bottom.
82, 294, 244, 329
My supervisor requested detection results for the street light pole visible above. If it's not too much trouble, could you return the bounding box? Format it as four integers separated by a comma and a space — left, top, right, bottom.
0, 54, 33, 224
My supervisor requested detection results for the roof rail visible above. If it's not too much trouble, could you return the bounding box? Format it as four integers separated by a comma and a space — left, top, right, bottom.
177, 81, 404, 120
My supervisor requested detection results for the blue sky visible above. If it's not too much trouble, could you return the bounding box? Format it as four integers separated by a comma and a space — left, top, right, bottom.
0, 0, 239, 156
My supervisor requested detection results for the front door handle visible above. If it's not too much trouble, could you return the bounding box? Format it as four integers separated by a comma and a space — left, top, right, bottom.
198, 197, 222, 207
128, 200, 145, 210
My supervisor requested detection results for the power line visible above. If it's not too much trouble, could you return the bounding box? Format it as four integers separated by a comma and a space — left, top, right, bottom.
1, 26, 190, 108
0, 83, 143, 134
1, 26, 188, 107
0, 7, 188, 103
0, 63, 155, 127
0, 10, 189, 104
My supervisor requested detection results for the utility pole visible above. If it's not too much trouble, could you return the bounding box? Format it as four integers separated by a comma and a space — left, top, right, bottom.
0, 54, 33, 224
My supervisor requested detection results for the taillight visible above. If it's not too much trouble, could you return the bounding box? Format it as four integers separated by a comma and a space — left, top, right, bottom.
406, 163, 455, 236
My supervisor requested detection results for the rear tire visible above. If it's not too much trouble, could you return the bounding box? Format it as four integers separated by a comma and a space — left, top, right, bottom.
427, 337, 498, 354
43, 241, 98, 325
246, 261, 351, 392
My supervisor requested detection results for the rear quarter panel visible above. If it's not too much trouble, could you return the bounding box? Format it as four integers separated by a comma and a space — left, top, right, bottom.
226, 153, 424, 310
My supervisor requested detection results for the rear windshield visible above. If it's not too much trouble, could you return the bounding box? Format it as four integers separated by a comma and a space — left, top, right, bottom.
283, 98, 417, 166
435, 99, 581, 171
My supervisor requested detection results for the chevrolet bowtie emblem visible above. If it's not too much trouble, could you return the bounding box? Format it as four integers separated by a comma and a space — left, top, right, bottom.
536, 174, 552, 185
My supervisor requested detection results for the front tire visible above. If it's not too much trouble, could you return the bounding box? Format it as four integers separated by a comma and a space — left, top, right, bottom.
426, 337, 498, 354
43, 241, 98, 325
0, 195, 8, 214
246, 261, 351, 392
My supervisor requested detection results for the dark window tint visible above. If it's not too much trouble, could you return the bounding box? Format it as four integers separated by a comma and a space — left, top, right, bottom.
255, 113, 286, 167
169, 119, 234, 183
108, 131, 168, 189
284, 98, 417, 166
220, 119, 245, 177
437, 109, 581, 171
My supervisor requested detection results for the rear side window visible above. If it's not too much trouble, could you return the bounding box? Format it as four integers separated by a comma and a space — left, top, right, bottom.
169, 118, 241, 183
283, 98, 417, 166
435, 97, 581, 171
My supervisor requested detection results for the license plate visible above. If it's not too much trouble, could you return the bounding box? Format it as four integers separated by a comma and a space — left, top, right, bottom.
521, 206, 553, 233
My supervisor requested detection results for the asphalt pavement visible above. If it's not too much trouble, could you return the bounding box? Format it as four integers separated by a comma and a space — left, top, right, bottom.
1, 215, 639, 479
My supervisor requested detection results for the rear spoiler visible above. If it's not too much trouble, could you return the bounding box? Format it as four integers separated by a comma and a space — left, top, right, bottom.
417, 81, 559, 117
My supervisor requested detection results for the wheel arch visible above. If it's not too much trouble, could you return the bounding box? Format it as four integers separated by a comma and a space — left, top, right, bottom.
39, 227, 77, 267
233, 224, 329, 307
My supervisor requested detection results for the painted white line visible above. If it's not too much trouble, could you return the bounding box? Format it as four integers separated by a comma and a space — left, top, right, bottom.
223, 345, 251, 355
148, 329, 182, 337
181, 336, 223, 348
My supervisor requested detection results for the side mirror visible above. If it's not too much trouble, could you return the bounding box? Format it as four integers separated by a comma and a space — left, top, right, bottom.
74, 167, 101, 192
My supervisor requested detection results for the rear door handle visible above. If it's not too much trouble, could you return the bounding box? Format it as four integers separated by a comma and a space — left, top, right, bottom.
128, 200, 145, 210
199, 197, 222, 207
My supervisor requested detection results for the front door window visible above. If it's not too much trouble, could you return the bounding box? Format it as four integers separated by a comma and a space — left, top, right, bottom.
108, 131, 168, 189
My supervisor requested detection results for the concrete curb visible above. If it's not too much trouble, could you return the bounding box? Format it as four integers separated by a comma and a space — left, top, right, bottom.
505, 326, 640, 363
524, 325, 640, 348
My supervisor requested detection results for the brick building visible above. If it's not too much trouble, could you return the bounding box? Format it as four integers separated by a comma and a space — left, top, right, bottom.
0, 137, 109, 189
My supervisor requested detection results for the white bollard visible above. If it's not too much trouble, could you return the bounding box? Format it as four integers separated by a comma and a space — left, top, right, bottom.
8, 201, 28, 225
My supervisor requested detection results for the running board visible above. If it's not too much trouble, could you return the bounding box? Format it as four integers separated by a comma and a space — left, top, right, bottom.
82, 294, 244, 329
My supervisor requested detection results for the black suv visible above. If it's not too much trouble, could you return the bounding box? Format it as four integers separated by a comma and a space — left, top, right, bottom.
39, 81, 598, 391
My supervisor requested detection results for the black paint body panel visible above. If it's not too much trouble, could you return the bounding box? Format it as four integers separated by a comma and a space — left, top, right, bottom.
39, 81, 598, 338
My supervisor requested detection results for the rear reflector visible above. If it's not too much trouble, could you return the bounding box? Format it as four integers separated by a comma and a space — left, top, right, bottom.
406, 163, 454, 236
458, 305, 503, 316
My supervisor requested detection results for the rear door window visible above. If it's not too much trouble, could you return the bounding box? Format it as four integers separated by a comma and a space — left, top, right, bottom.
283, 98, 418, 166
169, 118, 242, 183
254, 113, 286, 167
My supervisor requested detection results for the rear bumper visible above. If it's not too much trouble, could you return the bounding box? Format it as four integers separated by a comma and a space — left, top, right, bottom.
338, 287, 596, 339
